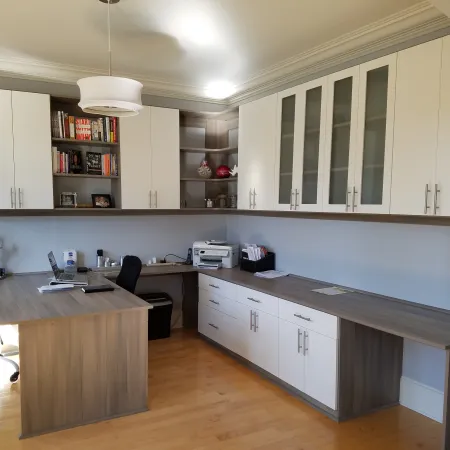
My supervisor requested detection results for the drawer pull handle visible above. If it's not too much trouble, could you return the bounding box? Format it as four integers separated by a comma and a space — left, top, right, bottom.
209, 300, 220, 305
247, 297, 261, 303
208, 323, 219, 330
209, 284, 219, 289
294, 313, 311, 322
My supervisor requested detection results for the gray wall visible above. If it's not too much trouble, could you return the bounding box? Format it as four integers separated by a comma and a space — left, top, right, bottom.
226, 215, 448, 392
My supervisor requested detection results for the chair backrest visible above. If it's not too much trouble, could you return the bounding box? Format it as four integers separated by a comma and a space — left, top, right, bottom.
115, 255, 142, 294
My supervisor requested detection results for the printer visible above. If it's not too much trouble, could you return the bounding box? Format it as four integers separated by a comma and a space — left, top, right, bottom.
193, 240, 239, 269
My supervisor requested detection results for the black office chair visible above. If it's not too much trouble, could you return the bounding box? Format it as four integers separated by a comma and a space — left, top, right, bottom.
115, 255, 142, 294
0, 334, 19, 383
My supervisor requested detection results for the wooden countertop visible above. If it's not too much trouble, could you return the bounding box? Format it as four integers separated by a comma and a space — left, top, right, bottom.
203, 269, 450, 350
0, 272, 151, 325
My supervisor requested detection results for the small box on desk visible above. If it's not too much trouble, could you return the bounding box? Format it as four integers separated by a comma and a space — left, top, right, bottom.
240, 252, 276, 273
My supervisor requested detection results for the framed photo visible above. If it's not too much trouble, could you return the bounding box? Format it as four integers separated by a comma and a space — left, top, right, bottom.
92, 194, 112, 208
60, 192, 77, 208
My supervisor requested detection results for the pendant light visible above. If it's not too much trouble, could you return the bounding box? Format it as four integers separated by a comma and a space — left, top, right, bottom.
77, 0, 143, 117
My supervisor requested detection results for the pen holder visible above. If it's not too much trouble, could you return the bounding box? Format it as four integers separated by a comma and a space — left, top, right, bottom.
240, 252, 275, 273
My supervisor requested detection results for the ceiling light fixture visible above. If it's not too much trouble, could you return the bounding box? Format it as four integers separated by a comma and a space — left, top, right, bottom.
77, 0, 143, 117
204, 81, 236, 100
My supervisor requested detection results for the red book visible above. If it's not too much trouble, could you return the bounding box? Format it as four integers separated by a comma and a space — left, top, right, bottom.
64, 113, 70, 138
75, 118, 91, 140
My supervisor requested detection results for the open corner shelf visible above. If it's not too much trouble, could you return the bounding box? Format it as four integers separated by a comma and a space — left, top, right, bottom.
52, 138, 119, 147
53, 173, 120, 180
180, 177, 238, 183
180, 147, 238, 155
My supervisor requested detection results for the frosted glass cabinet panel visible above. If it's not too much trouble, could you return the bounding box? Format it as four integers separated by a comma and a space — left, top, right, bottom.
353, 55, 397, 214
322, 67, 359, 212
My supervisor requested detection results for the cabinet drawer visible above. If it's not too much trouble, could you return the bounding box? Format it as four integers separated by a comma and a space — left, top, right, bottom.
279, 299, 338, 339
198, 303, 222, 344
236, 286, 279, 316
198, 274, 237, 299
199, 288, 237, 318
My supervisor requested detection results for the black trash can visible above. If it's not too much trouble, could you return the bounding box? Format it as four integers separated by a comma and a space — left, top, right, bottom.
138, 292, 173, 340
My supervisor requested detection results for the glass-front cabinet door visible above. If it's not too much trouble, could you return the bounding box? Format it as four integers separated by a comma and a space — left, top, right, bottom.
353, 55, 397, 213
322, 67, 360, 212
274, 87, 298, 210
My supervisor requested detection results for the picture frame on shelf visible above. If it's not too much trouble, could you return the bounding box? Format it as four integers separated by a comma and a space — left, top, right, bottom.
92, 194, 112, 208
60, 192, 77, 208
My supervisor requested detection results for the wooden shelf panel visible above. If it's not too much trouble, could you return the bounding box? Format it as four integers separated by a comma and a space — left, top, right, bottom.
53, 173, 120, 179
52, 138, 119, 147
180, 177, 238, 183
180, 147, 238, 154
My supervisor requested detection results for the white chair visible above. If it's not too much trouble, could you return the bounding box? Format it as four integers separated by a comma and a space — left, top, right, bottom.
0, 335, 19, 383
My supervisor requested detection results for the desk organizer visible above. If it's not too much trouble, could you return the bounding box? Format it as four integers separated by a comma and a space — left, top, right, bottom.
240, 252, 275, 273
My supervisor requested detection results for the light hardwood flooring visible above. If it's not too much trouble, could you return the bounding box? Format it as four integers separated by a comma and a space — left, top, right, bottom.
0, 330, 443, 449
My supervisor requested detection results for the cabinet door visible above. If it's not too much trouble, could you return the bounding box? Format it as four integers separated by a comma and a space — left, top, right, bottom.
322, 67, 359, 212
252, 309, 279, 376
233, 300, 255, 360
303, 330, 338, 410
353, 55, 397, 214
274, 88, 298, 211
12, 92, 53, 209
295, 77, 328, 212
436, 36, 450, 216
150, 107, 180, 209
238, 95, 277, 210
120, 106, 152, 209
0, 90, 15, 209
390, 39, 442, 215
278, 320, 305, 392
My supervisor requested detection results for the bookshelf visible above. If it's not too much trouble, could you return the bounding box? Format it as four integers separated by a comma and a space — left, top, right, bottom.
179, 110, 239, 209
50, 97, 121, 209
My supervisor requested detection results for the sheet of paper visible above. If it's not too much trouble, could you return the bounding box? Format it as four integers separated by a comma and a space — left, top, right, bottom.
254, 270, 289, 279
312, 286, 354, 296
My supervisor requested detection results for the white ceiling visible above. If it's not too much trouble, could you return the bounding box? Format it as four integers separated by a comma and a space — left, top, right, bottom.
0, 0, 446, 103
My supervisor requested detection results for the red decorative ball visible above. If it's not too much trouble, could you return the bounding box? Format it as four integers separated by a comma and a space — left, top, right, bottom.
216, 165, 231, 178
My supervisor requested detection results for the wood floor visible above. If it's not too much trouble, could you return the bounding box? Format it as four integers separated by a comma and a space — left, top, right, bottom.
0, 330, 443, 450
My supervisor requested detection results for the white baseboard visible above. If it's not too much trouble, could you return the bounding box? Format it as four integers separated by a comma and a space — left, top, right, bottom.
400, 376, 444, 423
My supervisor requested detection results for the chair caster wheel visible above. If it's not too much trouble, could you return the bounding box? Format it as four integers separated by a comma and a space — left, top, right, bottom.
10, 371, 19, 383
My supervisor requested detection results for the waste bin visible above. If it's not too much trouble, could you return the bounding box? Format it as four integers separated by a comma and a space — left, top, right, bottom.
138, 292, 173, 340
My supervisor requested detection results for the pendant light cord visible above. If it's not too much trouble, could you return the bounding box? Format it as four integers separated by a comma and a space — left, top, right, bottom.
107, 0, 112, 76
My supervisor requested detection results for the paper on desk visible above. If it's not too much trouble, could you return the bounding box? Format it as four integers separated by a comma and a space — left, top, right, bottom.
254, 270, 288, 279
312, 286, 354, 296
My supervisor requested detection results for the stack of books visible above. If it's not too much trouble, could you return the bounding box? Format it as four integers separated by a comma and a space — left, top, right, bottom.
52, 148, 82, 174
51, 111, 118, 143
86, 152, 119, 176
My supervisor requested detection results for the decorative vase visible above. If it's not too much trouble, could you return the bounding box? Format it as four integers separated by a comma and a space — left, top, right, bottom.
197, 160, 212, 179
216, 165, 231, 178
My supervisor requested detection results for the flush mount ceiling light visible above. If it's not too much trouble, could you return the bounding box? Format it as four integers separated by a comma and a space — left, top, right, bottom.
77, 0, 143, 117
204, 81, 236, 100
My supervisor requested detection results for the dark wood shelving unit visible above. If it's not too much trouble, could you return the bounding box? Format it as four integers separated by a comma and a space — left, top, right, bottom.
53, 173, 120, 180
52, 138, 119, 147
180, 177, 238, 183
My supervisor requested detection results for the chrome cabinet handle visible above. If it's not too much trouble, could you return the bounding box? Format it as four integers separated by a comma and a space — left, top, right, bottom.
254, 312, 259, 332
209, 284, 219, 289
294, 313, 311, 322
345, 188, 351, 212
352, 186, 357, 212
424, 184, 431, 214
250, 310, 254, 331
249, 189, 253, 209
253, 188, 256, 209
18, 188, 23, 208
10, 187, 14, 209
434, 184, 441, 215
209, 299, 220, 305
208, 323, 218, 330
290, 190, 294, 210
298, 329, 303, 353
295, 189, 299, 209
154, 190, 158, 208
303, 331, 308, 356
247, 297, 261, 303
149, 190, 152, 208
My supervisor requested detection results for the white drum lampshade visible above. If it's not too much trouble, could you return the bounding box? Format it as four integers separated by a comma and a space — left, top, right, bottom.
77, 76, 143, 117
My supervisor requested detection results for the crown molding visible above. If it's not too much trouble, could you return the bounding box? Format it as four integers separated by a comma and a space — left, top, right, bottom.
0, 2, 447, 108
228, 2, 450, 106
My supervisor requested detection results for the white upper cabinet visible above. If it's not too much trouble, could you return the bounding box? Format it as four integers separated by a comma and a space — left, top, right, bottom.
12, 92, 53, 209
238, 95, 277, 210
390, 39, 442, 216
120, 106, 152, 209
120, 106, 180, 210
353, 55, 397, 214
322, 67, 360, 213
0, 90, 15, 209
436, 36, 450, 216
150, 107, 180, 209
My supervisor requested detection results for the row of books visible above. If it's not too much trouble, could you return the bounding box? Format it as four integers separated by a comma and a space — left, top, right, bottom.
52, 148, 119, 176
51, 111, 118, 143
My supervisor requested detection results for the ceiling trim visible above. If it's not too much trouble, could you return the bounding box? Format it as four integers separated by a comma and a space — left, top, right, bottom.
228, 1, 450, 105
0, 1, 447, 107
